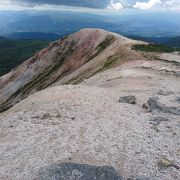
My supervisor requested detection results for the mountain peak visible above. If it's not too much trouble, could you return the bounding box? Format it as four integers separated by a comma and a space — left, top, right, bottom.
0, 29, 141, 112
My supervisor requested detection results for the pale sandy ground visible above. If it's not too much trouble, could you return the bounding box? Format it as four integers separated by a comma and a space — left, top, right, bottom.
158, 52, 180, 63
0, 56, 180, 179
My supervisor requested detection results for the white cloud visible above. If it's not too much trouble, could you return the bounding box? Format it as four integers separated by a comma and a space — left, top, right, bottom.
164, 0, 180, 10
0, 0, 28, 10
133, 0, 161, 10
0, 0, 107, 13
0, 0, 10, 5
0, 0, 179, 11
108, 0, 124, 10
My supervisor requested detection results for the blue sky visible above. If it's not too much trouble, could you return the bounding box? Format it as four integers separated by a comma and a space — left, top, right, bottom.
0, 0, 179, 11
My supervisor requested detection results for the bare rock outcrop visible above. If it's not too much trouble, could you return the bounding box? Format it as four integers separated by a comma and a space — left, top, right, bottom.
157, 90, 174, 96
143, 97, 180, 115
119, 95, 137, 104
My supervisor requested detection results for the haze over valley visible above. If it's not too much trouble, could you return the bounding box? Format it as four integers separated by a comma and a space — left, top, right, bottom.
1, 10, 180, 42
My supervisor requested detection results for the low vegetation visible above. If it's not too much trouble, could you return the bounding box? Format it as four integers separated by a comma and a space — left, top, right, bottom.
103, 55, 119, 70
132, 44, 180, 53
97, 35, 115, 52
0, 39, 49, 77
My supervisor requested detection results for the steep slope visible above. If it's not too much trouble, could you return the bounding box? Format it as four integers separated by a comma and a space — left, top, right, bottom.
0, 28, 144, 112
0, 58, 180, 179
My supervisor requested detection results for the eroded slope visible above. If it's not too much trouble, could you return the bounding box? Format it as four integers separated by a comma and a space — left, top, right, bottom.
0, 28, 142, 112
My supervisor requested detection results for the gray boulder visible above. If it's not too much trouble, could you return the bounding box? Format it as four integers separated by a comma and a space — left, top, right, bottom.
144, 97, 180, 115
119, 96, 137, 104
39, 163, 123, 180
157, 90, 174, 96
176, 97, 180, 104
149, 116, 169, 126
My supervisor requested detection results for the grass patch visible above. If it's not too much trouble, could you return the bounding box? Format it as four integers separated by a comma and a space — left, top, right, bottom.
97, 35, 115, 52
88, 35, 115, 60
132, 44, 180, 53
103, 54, 119, 70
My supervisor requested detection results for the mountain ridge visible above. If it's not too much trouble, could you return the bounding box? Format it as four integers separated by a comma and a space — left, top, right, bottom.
0, 28, 180, 179
0, 28, 144, 112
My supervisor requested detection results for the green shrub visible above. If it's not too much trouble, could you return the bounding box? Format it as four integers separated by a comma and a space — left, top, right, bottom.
97, 35, 115, 52
132, 44, 180, 53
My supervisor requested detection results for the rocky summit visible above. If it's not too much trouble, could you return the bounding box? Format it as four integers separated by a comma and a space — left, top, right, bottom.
0, 29, 180, 180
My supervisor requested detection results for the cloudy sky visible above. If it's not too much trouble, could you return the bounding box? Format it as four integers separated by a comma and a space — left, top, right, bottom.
0, 0, 179, 11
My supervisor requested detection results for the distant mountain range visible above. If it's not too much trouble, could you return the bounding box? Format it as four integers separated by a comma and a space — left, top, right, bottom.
3, 32, 180, 48
8, 32, 61, 41
164, 37, 180, 48
128, 36, 180, 48
0, 10, 180, 38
